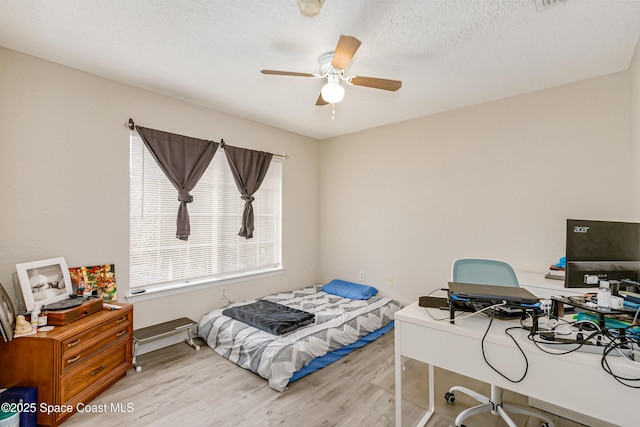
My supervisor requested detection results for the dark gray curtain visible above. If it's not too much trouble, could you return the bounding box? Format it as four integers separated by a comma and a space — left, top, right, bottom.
135, 126, 219, 241
224, 145, 273, 239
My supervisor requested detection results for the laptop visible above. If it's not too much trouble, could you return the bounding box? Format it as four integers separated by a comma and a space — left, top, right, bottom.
448, 282, 540, 306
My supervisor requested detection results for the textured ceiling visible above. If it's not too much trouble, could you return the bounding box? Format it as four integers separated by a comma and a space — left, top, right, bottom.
0, 0, 639, 140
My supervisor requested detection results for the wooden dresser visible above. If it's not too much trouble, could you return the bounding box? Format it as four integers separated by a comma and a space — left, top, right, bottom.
0, 303, 133, 426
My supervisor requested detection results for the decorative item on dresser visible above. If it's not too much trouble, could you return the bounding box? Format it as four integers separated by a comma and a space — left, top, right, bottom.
0, 303, 133, 427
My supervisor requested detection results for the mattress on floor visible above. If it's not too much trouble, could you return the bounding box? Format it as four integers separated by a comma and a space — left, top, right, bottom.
197, 285, 401, 391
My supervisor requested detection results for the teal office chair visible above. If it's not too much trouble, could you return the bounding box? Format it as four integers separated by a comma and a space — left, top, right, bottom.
445, 258, 554, 427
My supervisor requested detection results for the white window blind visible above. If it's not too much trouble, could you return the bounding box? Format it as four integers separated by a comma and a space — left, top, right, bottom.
129, 132, 282, 290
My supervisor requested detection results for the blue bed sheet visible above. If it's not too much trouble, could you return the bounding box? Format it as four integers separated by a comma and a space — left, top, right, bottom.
289, 320, 394, 383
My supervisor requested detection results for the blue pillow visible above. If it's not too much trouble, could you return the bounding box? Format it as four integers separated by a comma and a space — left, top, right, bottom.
322, 279, 378, 300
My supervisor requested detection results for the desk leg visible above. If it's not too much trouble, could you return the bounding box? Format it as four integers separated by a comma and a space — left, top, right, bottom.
395, 329, 403, 427
395, 322, 435, 427
414, 364, 435, 427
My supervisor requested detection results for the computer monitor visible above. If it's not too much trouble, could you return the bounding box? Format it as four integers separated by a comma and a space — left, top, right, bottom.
565, 219, 640, 288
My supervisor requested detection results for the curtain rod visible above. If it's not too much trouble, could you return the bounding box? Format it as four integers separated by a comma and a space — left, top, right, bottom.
125, 118, 289, 159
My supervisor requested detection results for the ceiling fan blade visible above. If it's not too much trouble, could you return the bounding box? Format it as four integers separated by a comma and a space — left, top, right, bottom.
331, 35, 361, 70
316, 93, 328, 106
261, 70, 315, 78
350, 76, 402, 91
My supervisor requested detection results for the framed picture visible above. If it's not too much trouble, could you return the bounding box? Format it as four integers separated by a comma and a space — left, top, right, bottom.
0, 282, 16, 342
15, 257, 73, 312
69, 264, 117, 302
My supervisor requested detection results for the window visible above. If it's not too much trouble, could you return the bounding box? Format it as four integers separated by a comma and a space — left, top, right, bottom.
129, 132, 282, 291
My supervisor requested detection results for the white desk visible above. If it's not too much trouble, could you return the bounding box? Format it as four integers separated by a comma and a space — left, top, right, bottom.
394, 302, 640, 427
517, 271, 595, 300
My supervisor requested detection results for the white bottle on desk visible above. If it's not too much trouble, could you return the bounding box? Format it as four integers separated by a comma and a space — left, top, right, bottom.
30, 306, 40, 330
597, 280, 611, 309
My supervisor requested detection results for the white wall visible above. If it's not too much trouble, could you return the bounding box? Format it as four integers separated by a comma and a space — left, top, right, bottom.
319, 72, 634, 305
631, 38, 640, 218
0, 47, 320, 328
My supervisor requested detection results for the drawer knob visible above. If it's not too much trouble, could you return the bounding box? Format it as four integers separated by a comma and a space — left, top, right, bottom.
116, 317, 127, 324
90, 365, 106, 376
115, 330, 126, 337
67, 339, 81, 347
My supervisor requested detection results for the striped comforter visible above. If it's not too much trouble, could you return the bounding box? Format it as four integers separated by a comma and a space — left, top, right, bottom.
197, 285, 401, 391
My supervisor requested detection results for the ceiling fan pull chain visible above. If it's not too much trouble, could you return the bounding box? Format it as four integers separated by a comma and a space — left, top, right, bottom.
331, 104, 336, 120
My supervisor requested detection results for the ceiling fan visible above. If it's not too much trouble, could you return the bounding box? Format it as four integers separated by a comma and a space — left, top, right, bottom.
261, 35, 402, 106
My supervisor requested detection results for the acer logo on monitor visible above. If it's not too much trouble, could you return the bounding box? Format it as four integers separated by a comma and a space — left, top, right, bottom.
573, 226, 590, 233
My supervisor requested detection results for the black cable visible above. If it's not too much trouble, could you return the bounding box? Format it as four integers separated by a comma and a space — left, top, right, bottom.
529, 326, 603, 355
437, 299, 640, 386
600, 326, 640, 388
480, 307, 529, 383
421, 288, 470, 321
527, 316, 597, 352
529, 317, 640, 387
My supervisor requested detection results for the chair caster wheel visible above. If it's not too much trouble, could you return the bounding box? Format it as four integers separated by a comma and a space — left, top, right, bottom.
444, 391, 455, 404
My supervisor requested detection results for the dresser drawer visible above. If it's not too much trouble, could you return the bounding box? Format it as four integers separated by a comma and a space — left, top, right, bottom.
61, 311, 130, 356
61, 325, 129, 373
60, 340, 129, 403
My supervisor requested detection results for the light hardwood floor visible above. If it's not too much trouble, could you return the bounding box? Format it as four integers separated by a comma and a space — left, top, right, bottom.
62, 330, 588, 427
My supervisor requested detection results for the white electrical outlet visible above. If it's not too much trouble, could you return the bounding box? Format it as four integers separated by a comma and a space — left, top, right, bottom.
359, 271, 365, 281
386, 276, 393, 286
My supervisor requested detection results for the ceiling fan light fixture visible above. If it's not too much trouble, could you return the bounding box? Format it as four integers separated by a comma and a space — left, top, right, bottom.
297, 0, 324, 16
321, 81, 344, 104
